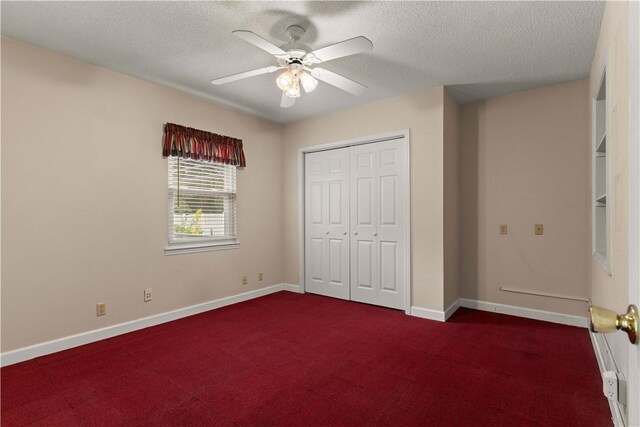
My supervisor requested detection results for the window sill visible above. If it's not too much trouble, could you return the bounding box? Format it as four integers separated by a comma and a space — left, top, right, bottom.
165, 239, 240, 256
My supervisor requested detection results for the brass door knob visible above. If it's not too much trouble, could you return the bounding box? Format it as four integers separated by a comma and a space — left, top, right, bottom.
589, 304, 638, 344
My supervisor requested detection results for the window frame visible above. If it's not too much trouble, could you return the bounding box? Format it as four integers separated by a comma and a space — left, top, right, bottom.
164, 157, 240, 256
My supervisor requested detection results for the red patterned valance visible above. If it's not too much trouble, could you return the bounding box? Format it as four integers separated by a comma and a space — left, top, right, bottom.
163, 123, 246, 167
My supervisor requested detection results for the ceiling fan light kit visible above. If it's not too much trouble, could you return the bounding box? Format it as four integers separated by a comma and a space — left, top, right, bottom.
299, 71, 318, 93
276, 69, 294, 91
277, 62, 315, 98
211, 25, 373, 108
285, 80, 301, 98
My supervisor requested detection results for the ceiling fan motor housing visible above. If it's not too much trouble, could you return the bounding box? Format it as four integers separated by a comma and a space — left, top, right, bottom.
289, 62, 303, 75
280, 25, 311, 60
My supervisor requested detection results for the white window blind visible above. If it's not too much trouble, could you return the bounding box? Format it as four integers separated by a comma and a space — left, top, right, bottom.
167, 157, 238, 253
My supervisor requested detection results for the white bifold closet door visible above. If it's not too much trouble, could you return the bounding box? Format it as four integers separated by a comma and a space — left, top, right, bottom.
350, 140, 407, 310
305, 147, 351, 300
304, 138, 408, 310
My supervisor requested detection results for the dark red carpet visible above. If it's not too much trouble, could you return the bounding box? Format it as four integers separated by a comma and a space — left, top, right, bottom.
1, 292, 611, 426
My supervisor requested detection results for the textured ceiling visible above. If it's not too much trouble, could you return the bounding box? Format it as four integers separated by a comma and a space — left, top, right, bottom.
1, 1, 605, 124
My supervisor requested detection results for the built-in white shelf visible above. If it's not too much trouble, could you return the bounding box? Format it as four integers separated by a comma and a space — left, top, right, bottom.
593, 67, 608, 270
596, 134, 607, 153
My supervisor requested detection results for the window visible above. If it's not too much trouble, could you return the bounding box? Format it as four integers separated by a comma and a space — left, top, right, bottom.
166, 157, 238, 254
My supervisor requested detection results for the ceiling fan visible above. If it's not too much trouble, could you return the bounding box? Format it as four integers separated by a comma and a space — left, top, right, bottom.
211, 25, 373, 108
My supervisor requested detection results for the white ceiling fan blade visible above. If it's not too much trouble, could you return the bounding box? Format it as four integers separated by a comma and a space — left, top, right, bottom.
305, 36, 373, 63
313, 68, 367, 96
211, 66, 281, 85
232, 30, 286, 56
280, 92, 296, 108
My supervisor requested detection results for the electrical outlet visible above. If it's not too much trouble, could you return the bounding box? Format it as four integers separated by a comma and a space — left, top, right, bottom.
603, 371, 618, 400
242, 276, 248, 286
96, 303, 106, 317
603, 371, 627, 404
144, 288, 152, 302
535, 224, 544, 235
499, 224, 508, 235
258, 272, 263, 281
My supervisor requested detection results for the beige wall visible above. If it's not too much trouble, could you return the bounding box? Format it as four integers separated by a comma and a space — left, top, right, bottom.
1, 38, 284, 352
588, 1, 630, 417
459, 80, 591, 317
1, 38, 453, 353
282, 88, 447, 311
1, 25, 612, 355
443, 89, 460, 309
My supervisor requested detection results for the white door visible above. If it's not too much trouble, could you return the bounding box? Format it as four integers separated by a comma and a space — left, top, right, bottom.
304, 148, 350, 300
627, 3, 639, 423
350, 139, 408, 310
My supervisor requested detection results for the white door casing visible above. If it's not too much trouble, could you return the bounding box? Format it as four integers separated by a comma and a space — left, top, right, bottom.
304, 148, 350, 300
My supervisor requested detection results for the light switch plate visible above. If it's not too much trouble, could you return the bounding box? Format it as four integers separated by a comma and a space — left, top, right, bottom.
499, 224, 508, 235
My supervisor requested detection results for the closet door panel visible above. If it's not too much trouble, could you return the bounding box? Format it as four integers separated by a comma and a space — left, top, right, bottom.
308, 238, 324, 283
379, 175, 397, 226
374, 140, 407, 309
325, 148, 350, 297
350, 144, 379, 305
355, 239, 374, 289
305, 148, 350, 300
328, 238, 346, 285
306, 138, 407, 310
353, 150, 376, 234
305, 153, 326, 296
350, 139, 407, 310
380, 241, 398, 292
356, 178, 374, 226
309, 183, 323, 224
329, 181, 343, 224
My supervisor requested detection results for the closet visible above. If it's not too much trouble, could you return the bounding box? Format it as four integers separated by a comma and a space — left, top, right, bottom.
304, 137, 408, 310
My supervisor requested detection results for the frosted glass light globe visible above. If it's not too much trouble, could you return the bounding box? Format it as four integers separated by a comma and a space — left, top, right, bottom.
276, 70, 294, 90
300, 71, 318, 93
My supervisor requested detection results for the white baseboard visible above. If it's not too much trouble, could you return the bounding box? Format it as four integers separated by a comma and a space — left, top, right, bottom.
411, 300, 460, 322
1, 289, 590, 367
1, 283, 285, 367
590, 332, 625, 426
283, 283, 302, 293
459, 298, 588, 328
410, 306, 446, 322
444, 299, 461, 320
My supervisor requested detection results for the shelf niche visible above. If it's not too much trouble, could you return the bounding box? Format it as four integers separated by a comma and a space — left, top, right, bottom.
593, 68, 608, 266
